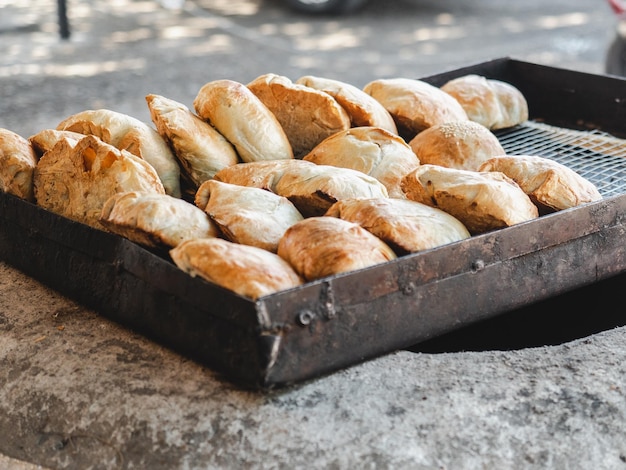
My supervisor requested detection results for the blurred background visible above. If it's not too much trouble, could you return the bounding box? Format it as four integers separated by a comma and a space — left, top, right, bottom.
0, 0, 621, 139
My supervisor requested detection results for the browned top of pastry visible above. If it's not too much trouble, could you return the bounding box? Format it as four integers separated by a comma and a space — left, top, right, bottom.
247, 73, 351, 158
408, 120, 505, 171
170, 238, 303, 300
277, 216, 396, 281
193, 79, 294, 163
478, 154, 602, 213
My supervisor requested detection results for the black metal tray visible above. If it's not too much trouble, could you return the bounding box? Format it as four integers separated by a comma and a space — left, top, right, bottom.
2, 58, 626, 390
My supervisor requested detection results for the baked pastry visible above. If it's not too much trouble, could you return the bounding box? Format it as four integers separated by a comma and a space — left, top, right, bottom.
34, 134, 165, 230
408, 120, 505, 171
271, 162, 390, 217
247, 73, 351, 158
146, 93, 240, 190
401, 164, 539, 234
362, 77, 468, 139
170, 238, 303, 300
193, 79, 294, 163
303, 126, 420, 198
213, 159, 316, 191
277, 216, 397, 281
56, 108, 181, 198
440, 74, 529, 130
28, 129, 84, 158
478, 154, 602, 213
99, 191, 220, 249
296, 75, 398, 134
325, 197, 470, 255
0, 128, 38, 201
195, 180, 303, 253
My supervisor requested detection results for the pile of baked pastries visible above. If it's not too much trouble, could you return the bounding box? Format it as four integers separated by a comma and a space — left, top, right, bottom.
0, 73, 602, 300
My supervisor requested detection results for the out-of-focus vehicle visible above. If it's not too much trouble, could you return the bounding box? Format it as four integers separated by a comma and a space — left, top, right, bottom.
282, 0, 368, 14
606, 0, 626, 75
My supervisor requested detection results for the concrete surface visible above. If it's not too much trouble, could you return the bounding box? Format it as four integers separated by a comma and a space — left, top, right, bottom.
1, 0, 626, 468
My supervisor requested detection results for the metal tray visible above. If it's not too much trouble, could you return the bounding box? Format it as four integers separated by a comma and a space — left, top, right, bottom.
2, 58, 626, 390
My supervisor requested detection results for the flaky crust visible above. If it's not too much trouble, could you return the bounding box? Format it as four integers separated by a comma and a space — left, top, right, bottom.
193, 79, 294, 163
271, 163, 390, 217
146, 94, 239, 189
247, 73, 351, 158
363, 77, 468, 139
99, 191, 220, 249
170, 238, 303, 300
401, 164, 538, 234
56, 108, 181, 198
303, 126, 420, 198
213, 159, 316, 192
325, 197, 470, 255
195, 180, 303, 253
441, 74, 529, 130
296, 75, 398, 134
28, 129, 84, 158
34, 134, 165, 230
277, 216, 396, 281
478, 154, 602, 213
408, 120, 505, 171
0, 128, 38, 201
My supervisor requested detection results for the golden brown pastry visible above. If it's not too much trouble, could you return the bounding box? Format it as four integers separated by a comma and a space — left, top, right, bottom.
170, 238, 303, 300
213, 159, 316, 191
362, 77, 468, 139
303, 126, 420, 198
193, 79, 294, 163
28, 129, 84, 158
34, 134, 165, 230
247, 73, 351, 158
408, 120, 505, 171
277, 216, 397, 281
146, 93, 240, 190
478, 154, 602, 213
56, 108, 181, 198
401, 164, 539, 234
195, 180, 303, 253
0, 128, 38, 201
440, 74, 529, 130
325, 197, 470, 255
296, 75, 398, 134
99, 191, 220, 249
271, 162, 390, 217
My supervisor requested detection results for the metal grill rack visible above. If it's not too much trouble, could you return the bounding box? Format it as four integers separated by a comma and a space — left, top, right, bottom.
495, 121, 626, 198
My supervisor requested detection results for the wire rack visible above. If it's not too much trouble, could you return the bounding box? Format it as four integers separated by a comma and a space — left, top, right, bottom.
495, 121, 626, 198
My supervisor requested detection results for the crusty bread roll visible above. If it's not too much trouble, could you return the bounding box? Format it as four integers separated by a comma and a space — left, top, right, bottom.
401, 164, 539, 234
362, 77, 468, 139
213, 159, 316, 191
195, 180, 303, 253
170, 238, 303, 300
271, 162, 390, 217
99, 191, 220, 249
34, 134, 165, 230
28, 129, 84, 158
146, 94, 240, 190
303, 126, 420, 198
478, 154, 602, 213
277, 216, 397, 281
56, 108, 181, 198
440, 74, 529, 130
0, 128, 38, 201
408, 120, 505, 171
193, 79, 294, 163
247, 73, 351, 158
296, 75, 398, 134
325, 197, 470, 255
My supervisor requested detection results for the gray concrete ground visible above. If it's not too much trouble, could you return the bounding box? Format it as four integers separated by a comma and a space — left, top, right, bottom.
2, 0, 626, 469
